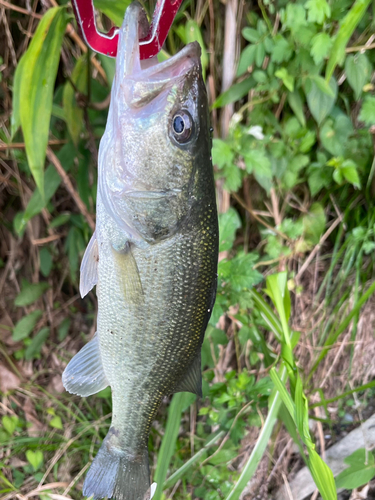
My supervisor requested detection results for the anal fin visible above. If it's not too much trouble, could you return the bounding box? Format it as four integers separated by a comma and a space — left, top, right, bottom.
80, 231, 99, 298
62, 333, 108, 397
173, 351, 202, 397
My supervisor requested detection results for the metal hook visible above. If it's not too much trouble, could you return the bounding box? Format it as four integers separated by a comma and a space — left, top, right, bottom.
72, 0, 183, 59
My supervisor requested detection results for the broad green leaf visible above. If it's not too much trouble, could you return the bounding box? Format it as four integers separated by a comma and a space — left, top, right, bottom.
310, 33, 332, 65
307, 165, 331, 195
345, 448, 374, 467
244, 149, 271, 176
49, 214, 71, 229
306, 0, 331, 23
25, 327, 50, 360
242, 27, 260, 43
309, 75, 336, 96
326, 0, 372, 80
63, 56, 88, 145
341, 160, 361, 188
25, 450, 43, 471
270, 35, 292, 64
309, 449, 337, 500
49, 415, 63, 429
283, 4, 307, 34
275, 68, 294, 92
255, 43, 266, 67
66, 226, 86, 280
237, 45, 256, 76
222, 163, 243, 192
288, 91, 306, 127
14, 281, 49, 307
77, 147, 91, 209
19, 7, 69, 198
11, 53, 26, 138
336, 459, 375, 489
212, 78, 253, 109
305, 77, 337, 125
39, 248, 53, 278
345, 54, 371, 100
2, 416, 18, 435
185, 20, 208, 79
282, 154, 309, 190
93, 0, 131, 25
244, 148, 273, 192
15, 143, 75, 236
320, 115, 353, 156
212, 139, 234, 169
57, 317, 71, 341
359, 96, 375, 125
219, 253, 263, 291
219, 208, 241, 252
303, 202, 326, 245
12, 310, 43, 341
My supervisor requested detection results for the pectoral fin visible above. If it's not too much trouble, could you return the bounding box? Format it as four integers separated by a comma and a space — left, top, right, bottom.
173, 352, 202, 397
80, 231, 99, 298
62, 333, 108, 397
112, 244, 144, 305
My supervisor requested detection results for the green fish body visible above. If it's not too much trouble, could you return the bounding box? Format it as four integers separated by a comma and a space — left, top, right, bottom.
62, 3, 218, 500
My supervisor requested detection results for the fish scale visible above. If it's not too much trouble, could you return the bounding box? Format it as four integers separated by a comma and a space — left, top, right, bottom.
98, 200, 216, 449
62, 2, 218, 500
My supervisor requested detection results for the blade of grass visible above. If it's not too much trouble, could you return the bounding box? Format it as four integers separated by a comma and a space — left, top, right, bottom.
249, 289, 283, 341
310, 379, 375, 408
326, 0, 372, 80
224, 366, 286, 500
153, 393, 190, 500
163, 431, 225, 490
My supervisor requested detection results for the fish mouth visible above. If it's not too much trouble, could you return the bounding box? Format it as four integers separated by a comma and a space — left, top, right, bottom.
115, 3, 201, 106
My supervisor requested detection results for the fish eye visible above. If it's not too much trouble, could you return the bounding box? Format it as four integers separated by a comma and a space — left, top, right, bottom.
171, 110, 193, 144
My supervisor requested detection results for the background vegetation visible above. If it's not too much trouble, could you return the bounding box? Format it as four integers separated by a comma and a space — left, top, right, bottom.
1, 0, 375, 499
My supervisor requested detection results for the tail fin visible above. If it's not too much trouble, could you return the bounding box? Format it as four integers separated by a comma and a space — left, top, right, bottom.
83, 433, 150, 500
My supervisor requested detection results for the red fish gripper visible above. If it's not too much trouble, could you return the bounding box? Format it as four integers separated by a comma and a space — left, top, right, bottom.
71, 0, 183, 59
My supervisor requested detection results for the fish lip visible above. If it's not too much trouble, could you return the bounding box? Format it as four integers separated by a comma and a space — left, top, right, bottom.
123, 188, 182, 199
139, 42, 201, 78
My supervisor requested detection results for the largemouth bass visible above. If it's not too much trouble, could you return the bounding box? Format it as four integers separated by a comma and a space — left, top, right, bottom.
62, 3, 218, 500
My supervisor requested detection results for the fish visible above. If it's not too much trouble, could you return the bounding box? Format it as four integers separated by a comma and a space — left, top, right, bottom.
62, 2, 218, 500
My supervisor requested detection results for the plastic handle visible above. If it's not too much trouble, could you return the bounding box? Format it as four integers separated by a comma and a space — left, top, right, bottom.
72, 0, 183, 58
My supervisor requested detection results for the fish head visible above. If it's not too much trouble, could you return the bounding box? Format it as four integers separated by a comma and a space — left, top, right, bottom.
99, 2, 210, 244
